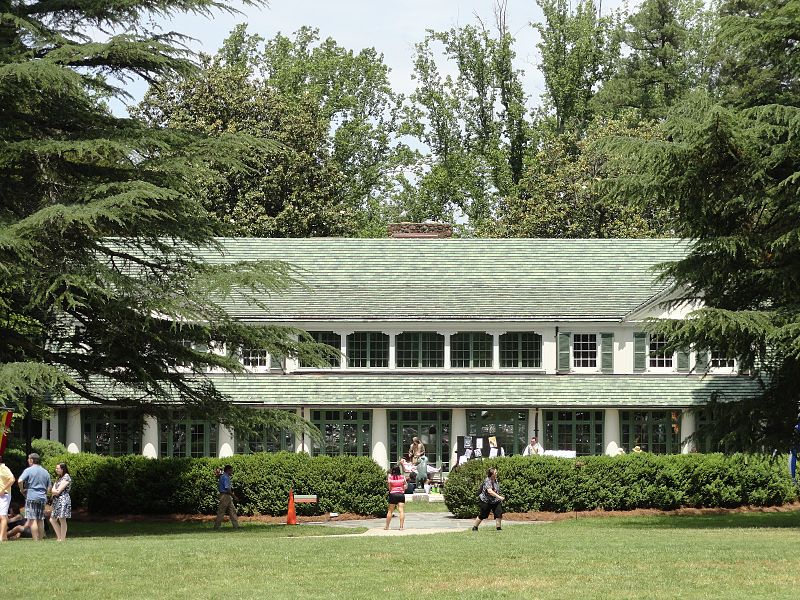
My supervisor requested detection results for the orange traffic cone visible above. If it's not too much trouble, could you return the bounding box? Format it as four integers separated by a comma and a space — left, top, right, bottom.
287, 488, 297, 525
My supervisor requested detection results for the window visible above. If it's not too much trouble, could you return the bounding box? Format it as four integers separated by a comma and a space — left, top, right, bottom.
236, 426, 294, 454
346, 332, 389, 368
544, 411, 603, 456
466, 410, 528, 455
389, 410, 451, 470
573, 334, 597, 368
649, 334, 673, 368
450, 332, 492, 368
311, 410, 371, 457
396, 332, 444, 368
241, 347, 268, 370
500, 332, 542, 368
710, 351, 735, 369
160, 411, 218, 458
82, 410, 142, 456
621, 410, 681, 454
301, 331, 341, 368
240, 347, 283, 372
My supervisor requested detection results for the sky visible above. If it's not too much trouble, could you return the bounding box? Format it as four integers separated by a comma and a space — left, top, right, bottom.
114, 0, 631, 115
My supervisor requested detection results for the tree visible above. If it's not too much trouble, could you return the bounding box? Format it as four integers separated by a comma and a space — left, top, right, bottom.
400, 11, 533, 233
495, 118, 673, 238
0, 1, 329, 433
605, 0, 800, 450
534, 0, 618, 135
136, 26, 406, 238
593, 0, 717, 122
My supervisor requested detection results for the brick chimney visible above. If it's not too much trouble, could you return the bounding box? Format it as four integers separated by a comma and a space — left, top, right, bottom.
387, 222, 453, 238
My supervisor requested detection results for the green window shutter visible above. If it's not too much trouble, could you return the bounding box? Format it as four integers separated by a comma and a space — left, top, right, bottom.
601, 333, 614, 373
695, 350, 709, 372
633, 332, 647, 372
677, 349, 690, 372
557, 332, 571, 373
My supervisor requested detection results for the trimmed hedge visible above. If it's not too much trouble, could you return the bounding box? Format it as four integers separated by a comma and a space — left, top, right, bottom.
41, 452, 388, 517
443, 454, 798, 518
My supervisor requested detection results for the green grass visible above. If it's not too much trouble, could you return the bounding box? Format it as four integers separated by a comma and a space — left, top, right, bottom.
6, 511, 800, 599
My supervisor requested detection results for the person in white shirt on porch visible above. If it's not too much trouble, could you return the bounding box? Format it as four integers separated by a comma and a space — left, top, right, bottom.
522, 436, 544, 456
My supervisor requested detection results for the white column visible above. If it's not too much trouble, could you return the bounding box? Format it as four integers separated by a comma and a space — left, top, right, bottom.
339, 331, 351, 370
295, 408, 311, 454
387, 333, 396, 369
48, 409, 59, 442
681, 409, 696, 454
451, 408, 467, 467
41, 420, 48, 438
492, 332, 501, 370
443, 332, 451, 369
142, 415, 159, 458
371, 408, 389, 470
527, 409, 536, 439
218, 425, 234, 458
65, 408, 81, 454
604, 408, 621, 455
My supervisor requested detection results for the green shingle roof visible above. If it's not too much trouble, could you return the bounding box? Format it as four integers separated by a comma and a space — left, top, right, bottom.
194, 373, 759, 409
203, 238, 689, 321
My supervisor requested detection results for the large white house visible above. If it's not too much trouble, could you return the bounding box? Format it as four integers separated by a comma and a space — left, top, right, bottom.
46, 226, 759, 468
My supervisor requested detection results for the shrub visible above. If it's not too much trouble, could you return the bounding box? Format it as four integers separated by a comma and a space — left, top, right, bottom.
443, 453, 797, 518
42, 452, 388, 516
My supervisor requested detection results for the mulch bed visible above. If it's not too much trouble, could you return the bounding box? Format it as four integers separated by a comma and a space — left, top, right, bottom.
503, 500, 800, 522
69, 501, 800, 524
69, 509, 370, 524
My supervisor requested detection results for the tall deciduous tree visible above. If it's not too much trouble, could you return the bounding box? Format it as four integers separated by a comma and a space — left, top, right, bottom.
606, 0, 800, 449
0, 1, 328, 432
534, 0, 618, 134
400, 16, 533, 233
496, 118, 672, 238
136, 26, 406, 237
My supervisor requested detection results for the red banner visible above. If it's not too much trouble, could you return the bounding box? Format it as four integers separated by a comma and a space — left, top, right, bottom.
0, 409, 13, 458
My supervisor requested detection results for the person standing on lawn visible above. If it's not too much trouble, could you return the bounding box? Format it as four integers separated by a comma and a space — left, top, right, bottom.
472, 467, 504, 531
0, 455, 14, 541
18, 452, 51, 541
214, 465, 239, 529
49, 462, 72, 541
384, 465, 407, 530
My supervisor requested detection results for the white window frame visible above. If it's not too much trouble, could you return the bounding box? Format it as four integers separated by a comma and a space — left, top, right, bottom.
647, 334, 674, 372
709, 350, 737, 374
572, 333, 599, 372
241, 347, 282, 373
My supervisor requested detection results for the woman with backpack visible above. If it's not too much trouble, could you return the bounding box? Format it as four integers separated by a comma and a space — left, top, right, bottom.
472, 467, 504, 531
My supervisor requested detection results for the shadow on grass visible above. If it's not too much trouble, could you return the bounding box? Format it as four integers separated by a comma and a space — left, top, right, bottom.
590, 510, 800, 530
66, 521, 363, 539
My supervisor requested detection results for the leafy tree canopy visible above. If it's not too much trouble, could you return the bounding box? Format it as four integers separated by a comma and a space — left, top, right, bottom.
135, 25, 407, 238
0, 0, 330, 435
605, 0, 800, 449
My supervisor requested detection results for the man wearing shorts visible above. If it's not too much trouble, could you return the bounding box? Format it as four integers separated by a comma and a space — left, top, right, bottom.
0, 455, 14, 541
18, 453, 51, 541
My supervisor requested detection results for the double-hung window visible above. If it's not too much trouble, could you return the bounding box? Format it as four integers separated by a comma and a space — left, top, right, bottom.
573, 334, 597, 368
648, 334, 672, 369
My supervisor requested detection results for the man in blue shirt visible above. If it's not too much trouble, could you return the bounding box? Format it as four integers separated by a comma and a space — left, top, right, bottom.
18, 453, 51, 541
214, 465, 239, 529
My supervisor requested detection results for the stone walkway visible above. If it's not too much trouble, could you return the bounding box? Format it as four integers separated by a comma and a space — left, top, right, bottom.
325, 511, 548, 537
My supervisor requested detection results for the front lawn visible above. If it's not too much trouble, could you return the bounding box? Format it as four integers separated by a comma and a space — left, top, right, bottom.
6, 511, 800, 599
